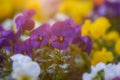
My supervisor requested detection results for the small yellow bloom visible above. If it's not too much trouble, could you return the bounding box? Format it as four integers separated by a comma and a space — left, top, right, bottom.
82, 19, 92, 36
115, 39, 120, 54
90, 17, 111, 39
104, 31, 119, 42
0, 0, 13, 20
12, 0, 25, 8
25, 0, 40, 11
91, 48, 114, 65
59, 0, 93, 23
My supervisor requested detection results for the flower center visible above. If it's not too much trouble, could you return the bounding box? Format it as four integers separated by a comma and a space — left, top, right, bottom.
22, 50, 28, 55
38, 36, 43, 42
20, 76, 31, 80
58, 36, 64, 43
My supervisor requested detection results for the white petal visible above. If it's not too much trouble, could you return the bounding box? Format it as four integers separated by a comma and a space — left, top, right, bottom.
104, 64, 117, 80
82, 73, 93, 80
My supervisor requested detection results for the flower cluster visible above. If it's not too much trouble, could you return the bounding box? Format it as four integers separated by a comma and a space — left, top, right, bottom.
0, 9, 92, 56
0, 10, 92, 80
83, 62, 120, 80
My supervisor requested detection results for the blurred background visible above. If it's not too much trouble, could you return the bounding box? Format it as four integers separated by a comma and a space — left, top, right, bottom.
0, 0, 120, 31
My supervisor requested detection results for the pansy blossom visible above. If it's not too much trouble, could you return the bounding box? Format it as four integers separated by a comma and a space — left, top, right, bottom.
30, 24, 51, 48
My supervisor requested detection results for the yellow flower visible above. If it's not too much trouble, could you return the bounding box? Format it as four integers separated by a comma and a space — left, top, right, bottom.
0, 0, 13, 20
104, 31, 119, 42
24, 0, 40, 11
115, 39, 120, 54
90, 17, 111, 39
12, 0, 25, 8
81, 19, 92, 36
59, 0, 93, 23
91, 48, 114, 66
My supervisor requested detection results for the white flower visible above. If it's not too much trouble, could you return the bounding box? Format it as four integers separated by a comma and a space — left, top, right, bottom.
82, 73, 94, 80
104, 64, 116, 80
82, 62, 106, 80
91, 62, 106, 73
11, 54, 41, 80
2, 19, 13, 30
11, 54, 32, 70
83, 62, 120, 80
104, 63, 120, 80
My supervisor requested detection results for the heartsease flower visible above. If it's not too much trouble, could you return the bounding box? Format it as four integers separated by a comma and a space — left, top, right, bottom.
51, 19, 76, 50
15, 9, 35, 31
30, 24, 51, 48
72, 36, 92, 54
14, 39, 33, 57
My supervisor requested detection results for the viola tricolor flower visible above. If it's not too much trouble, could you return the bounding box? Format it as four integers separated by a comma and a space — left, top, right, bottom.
0, 38, 10, 49
14, 39, 33, 57
2, 30, 15, 40
72, 36, 92, 54
0, 24, 4, 32
30, 24, 51, 48
15, 9, 35, 31
51, 19, 76, 50
81, 36, 92, 54
0, 26, 20, 49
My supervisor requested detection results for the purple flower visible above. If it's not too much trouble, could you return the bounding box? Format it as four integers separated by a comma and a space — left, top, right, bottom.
51, 19, 76, 50
2, 30, 15, 40
72, 36, 92, 55
0, 25, 4, 37
30, 24, 51, 48
15, 16, 35, 31
105, 1, 120, 16
1, 29, 20, 42
82, 36, 92, 54
113, 77, 120, 80
15, 9, 35, 31
14, 39, 33, 57
0, 38, 10, 49
0, 26, 18, 49
64, 19, 81, 37
0, 24, 4, 32
23, 9, 35, 18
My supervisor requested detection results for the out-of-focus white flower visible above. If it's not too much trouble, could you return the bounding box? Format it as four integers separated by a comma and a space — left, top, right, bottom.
104, 63, 120, 80
2, 19, 13, 30
47, 13, 68, 26
82, 73, 94, 80
54, 13, 68, 21
82, 62, 106, 80
91, 62, 106, 73
34, 21, 41, 29
115, 63, 120, 76
83, 62, 120, 80
11, 54, 41, 80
